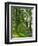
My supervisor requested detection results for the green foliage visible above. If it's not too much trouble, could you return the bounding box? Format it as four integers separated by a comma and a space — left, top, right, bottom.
11, 7, 33, 38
